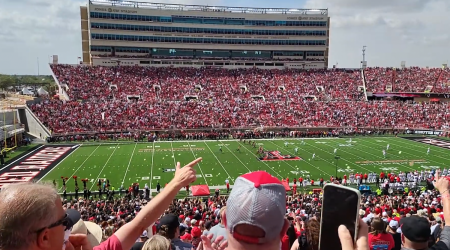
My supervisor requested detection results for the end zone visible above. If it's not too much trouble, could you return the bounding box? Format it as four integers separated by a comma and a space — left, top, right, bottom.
0, 145, 79, 188
259, 150, 302, 161
402, 137, 450, 150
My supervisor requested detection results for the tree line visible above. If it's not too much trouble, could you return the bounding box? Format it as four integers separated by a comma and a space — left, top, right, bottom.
0, 75, 56, 93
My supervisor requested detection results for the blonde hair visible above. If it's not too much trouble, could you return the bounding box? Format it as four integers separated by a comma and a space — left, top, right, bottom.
0, 182, 59, 250
142, 235, 171, 250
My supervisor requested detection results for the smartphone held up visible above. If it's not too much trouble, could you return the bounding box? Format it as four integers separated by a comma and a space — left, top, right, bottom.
318, 183, 361, 250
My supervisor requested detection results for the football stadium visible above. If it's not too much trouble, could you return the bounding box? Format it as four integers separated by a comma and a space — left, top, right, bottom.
1, 0, 449, 194
1, 0, 450, 249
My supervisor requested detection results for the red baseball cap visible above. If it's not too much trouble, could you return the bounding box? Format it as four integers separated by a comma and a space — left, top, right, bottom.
180, 233, 192, 241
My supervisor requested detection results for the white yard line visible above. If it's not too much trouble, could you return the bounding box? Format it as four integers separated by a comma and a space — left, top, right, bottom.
55, 144, 101, 192
169, 141, 177, 166
235, 140, 283, 178
72, 137, 338, 145
266, 141, 333, 177
89, 144, 119, 191
121, 143, 138, 186
307, 140, 383, 173
150, 142, 155, 191
386, 137, 450, 161
186, 141, 209, 185
38, 145, 81, 186
0, 145, 44, 171
202, 141, 234, 183
362, 138, 448, 167
217, 140, 253, 173
335, 139, 417, 172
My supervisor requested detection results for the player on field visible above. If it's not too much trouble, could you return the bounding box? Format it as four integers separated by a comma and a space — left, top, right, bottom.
382, 149, 386, 158
301, 139, 305, 145
312, 153, 316, 160
349, 173, 355, 184
334, 148, 337, 154
427, 147, 430, 155
237, 146, 241, 153
219, 146, 223, 153
386, 144, 390, 150
284, 141, 288, 147
294, 147, 298, 154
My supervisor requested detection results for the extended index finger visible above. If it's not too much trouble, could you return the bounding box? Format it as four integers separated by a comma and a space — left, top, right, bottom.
185, 158, 202, 168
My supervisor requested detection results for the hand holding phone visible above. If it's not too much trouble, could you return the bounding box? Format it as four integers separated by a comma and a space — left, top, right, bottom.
319, 184, 361, 250
338, 219, 369, 250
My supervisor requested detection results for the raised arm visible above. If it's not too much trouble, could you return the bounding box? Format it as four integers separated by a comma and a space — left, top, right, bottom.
114, 158, 202, 250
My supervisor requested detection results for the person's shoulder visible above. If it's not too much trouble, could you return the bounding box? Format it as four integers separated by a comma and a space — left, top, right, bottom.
130, 241, 145, 250
93, 235, 123, 250
429, 241, 448, 250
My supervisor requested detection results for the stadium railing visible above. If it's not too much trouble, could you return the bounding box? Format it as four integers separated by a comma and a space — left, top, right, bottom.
48, 126, 445, 138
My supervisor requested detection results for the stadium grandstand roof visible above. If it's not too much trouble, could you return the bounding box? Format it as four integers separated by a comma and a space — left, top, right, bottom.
89, 0, 328, 15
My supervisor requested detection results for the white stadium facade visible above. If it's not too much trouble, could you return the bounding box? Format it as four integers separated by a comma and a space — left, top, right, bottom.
80, 0, 330, 69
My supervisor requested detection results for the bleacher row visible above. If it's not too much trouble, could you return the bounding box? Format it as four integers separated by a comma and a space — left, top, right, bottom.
28, 65, 450, 133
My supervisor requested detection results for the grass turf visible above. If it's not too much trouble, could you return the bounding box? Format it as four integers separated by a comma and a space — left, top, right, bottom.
38, 137, 450, 193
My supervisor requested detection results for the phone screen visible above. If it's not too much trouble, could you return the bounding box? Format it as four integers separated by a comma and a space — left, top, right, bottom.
319, 185, 360, 250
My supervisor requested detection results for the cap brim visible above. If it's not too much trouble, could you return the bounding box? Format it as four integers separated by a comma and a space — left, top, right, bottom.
66, 209, 81, 229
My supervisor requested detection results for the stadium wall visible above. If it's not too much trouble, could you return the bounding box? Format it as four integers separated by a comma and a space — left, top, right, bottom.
18, 107, 51, 140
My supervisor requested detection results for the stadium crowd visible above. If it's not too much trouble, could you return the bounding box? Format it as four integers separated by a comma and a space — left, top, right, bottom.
31, 98, 450, 133
364, 67, 449, 93
28, 65, 450, 133
2, 158, 450, 250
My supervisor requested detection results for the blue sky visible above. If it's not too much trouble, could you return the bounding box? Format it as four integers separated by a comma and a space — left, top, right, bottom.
0, 0, 449, 75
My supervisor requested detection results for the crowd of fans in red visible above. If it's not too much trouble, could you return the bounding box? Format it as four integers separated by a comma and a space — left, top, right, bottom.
365, 67, 450, 93
28, 65, 450, 134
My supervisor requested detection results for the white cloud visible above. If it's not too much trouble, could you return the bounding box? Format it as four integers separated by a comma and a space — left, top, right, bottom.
304, 0, 450, 68
0, 0, 448, 74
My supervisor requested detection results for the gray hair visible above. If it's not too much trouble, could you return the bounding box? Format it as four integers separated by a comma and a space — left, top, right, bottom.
0, 182, 59, 250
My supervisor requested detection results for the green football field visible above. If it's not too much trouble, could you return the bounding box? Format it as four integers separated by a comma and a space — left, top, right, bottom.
39, 137, 450, 193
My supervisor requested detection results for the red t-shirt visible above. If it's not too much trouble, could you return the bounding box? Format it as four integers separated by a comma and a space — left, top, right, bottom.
368, 233, 395, 250
281, 235, 290, 250
94, 235, 122, 250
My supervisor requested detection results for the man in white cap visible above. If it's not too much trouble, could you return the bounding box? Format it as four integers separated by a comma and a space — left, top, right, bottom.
387, 220, 401, 250
209, 207, 227, 242
130, 231, 148, 250
223, 171, 289, 250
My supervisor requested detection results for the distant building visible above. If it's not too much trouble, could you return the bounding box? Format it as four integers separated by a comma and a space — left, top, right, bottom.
80, 0, 329, 69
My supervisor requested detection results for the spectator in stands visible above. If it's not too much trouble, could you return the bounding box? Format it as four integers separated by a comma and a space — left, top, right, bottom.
368, 217, 395, 250
157, 214, 193, 250
203, 221, 213, 236
130, 231, 149, 250
223, 171, 289, 250
208, 206, 227, 242
281, 221, 297, 250
0, 183, 82, 250
142, 235, 171, 250
289, 219, 320, 250
0, 157, 202, 250
387, 220, 401, 250
397, 172, 450, 250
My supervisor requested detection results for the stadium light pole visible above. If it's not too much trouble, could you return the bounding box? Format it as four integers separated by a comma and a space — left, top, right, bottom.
334, 155, 340, 178
362, 46, 367, 65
